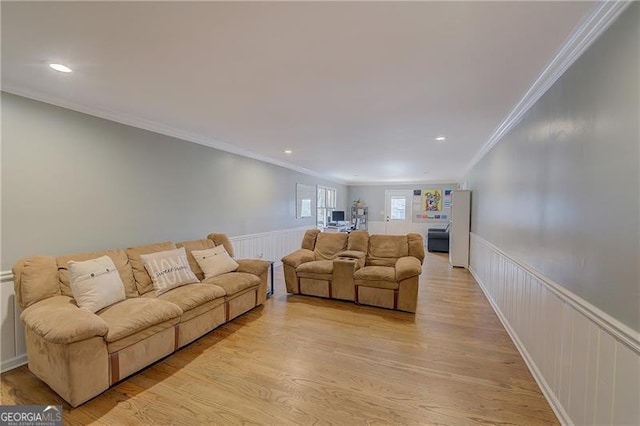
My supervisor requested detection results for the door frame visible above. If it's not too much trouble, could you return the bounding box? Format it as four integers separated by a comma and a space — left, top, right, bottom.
384, 190, 413, 235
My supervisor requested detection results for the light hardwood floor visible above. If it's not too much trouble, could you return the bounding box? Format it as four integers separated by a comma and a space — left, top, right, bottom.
1, 252, 558, 425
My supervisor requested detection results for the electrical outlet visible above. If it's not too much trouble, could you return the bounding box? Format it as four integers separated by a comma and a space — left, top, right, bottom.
257, 253, 263, 259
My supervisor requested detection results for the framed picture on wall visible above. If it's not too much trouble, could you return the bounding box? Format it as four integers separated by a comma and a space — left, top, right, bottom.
296, 183, 316, 218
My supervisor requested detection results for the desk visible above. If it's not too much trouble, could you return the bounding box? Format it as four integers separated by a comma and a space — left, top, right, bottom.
323, 226, 350, 233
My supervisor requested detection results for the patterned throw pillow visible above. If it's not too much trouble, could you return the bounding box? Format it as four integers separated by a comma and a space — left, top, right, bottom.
68, 255, 126, 312
140, 247, 199, 295
191, 245, 239, 279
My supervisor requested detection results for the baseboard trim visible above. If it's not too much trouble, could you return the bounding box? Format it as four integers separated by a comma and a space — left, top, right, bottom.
469, 265, 571, 425
470, 233, 640, 425
0, 354, 27, 374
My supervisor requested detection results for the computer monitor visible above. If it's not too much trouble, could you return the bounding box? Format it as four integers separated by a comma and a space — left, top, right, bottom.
331, 210, 345, 222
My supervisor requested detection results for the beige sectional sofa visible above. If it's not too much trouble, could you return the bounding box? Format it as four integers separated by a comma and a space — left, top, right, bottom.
12, 233, 269, 407
282, 230, 424, 312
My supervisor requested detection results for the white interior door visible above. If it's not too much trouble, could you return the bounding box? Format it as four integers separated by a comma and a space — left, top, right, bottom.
384, 190, 413, 235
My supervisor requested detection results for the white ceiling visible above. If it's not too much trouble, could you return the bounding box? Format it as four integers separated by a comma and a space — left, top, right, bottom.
2, 1, 598, 185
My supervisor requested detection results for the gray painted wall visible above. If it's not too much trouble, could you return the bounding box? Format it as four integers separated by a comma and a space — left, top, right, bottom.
464, 4, 639, 330
1, 93, 347, 269
349, 183, 456, 222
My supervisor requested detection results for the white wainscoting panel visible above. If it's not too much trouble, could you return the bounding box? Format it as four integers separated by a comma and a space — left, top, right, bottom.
366, 221, 444, 238
0, 226, 313, 372
469, 233, 640, 426
367, 221, 386, 235
229, 226, 311, 266
1, 270, 27, 372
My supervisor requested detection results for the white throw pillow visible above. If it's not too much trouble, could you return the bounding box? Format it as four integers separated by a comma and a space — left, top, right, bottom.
191, 245, 239, 279
68, 255, 126, 313
140, 247, 199, 295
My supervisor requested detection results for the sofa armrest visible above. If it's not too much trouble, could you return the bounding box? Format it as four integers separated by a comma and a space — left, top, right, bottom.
20, 296, 108, 344
395, 257, 422, 281
336, 250, 366, 269
236, 259, 271, 276
281, 249, 315, 268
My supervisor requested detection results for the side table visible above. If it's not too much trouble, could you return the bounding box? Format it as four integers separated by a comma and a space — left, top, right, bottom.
266, 261, 275, 297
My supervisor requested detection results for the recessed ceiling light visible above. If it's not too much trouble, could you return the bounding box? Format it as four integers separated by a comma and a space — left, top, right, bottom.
435, 136, 446, 142
49, 63, 72, 73
284, 150, 292, 154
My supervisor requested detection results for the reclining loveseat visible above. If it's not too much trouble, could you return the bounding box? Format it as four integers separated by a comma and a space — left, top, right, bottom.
12, 233, 270, 407
282, 230, 424, 312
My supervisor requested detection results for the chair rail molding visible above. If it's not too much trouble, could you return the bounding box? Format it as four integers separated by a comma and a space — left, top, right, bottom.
469, 232, 639, 426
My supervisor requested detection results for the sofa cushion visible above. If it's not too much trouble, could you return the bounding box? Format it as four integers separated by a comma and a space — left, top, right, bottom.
203, 272, 260, 297
206, 233, 235, 258
97, 298, 182, 343
314, 233, 348, 260
142, 283, 226, 319
13, 256, 60, 309
355, 264, 399, 290
354, 265, 396, 282
347, 230, 369, 253
297, 260, 333, 275
176, 239, 216, 280
367, 235, 409, 267
296, 260, 333, 281
57, 249, 138, 298
301, 229, 320, 251
126, 242, 176, 295
192, 245, 239, 279
68, 255, 126, 313
140, 247, 200, 295
407, 233, 426, 264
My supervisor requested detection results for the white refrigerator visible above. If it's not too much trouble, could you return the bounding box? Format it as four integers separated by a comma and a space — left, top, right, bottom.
449, 190, 471, 268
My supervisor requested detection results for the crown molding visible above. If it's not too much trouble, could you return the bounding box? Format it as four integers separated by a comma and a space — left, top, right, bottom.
1, 85, 348, 186
346, 179, 458, 187
462, 0, 632, 178
4, 1, 629, 188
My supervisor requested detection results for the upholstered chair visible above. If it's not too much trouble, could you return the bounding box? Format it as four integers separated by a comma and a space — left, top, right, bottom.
353, 233, 425, 312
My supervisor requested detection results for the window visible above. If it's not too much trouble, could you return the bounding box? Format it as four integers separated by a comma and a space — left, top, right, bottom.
390, 196, 406, 220
317, 186, 337, 229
